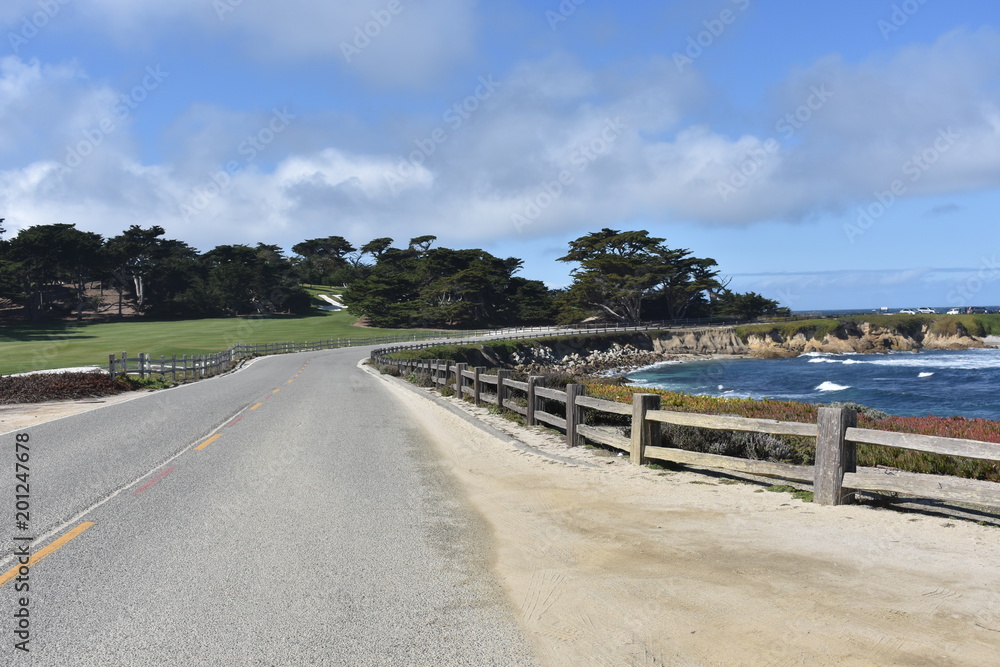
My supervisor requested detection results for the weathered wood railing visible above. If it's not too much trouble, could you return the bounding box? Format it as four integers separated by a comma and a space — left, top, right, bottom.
372, 354, 1000, 510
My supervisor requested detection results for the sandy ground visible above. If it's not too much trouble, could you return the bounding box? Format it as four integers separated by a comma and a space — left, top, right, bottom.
0, 392, 144, 434
377, 377, 1000, 666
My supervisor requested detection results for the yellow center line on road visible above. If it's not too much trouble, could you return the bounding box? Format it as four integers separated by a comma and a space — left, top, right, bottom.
195, 434, 223, 451
0, 522, 96, 587
250, 402, 263, 411
272, 389, 281, 394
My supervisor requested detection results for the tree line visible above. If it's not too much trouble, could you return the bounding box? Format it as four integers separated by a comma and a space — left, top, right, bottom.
0, 220, 786, 326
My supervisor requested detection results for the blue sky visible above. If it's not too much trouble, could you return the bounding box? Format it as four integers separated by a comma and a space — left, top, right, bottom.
1, 0, 999, 311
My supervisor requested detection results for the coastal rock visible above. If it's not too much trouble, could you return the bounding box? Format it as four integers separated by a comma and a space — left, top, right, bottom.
651, 328, 748, 356
473, 321, 994, 375
921, 323, 987, 350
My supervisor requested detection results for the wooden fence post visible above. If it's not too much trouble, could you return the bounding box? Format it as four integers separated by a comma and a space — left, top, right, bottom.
526, 376, 544, 426
814, 407, 858, 505
442, 360, 452, 390
473, 366, 485, 406
565, 384, 585, 447
496, 370, 512, 409
108, 354, 115, 378
631, 394, 661, 465
454, 363, 467, 398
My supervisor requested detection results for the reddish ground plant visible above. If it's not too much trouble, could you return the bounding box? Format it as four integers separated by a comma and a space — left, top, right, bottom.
0, 372, 134, 404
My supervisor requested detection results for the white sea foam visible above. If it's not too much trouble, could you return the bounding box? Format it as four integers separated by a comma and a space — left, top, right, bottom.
801, 349, 1000, 371
866, 349, 1000, 370
808, 356, 865, 365
625, 359, 687, 374
815, 381, 851, 392
918, 372, 935, 378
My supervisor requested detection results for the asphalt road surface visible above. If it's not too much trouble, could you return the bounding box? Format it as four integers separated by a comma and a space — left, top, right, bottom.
0, 347, 537, 666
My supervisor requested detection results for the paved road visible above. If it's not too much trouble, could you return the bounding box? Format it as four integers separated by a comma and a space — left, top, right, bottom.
0, 347, 536, 665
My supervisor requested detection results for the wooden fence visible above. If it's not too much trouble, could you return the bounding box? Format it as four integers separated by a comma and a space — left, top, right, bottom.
106, 330, 496, 380
371, 353, 1000, 509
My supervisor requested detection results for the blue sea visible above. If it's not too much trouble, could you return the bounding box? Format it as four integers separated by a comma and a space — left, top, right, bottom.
626, 348, 1000, 420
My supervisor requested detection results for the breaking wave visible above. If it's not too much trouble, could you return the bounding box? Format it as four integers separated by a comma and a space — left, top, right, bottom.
815, 381, 851, 392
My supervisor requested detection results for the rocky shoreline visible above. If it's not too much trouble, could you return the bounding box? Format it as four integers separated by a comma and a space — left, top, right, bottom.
509, 343, 720, 376
494, 323, 998, 377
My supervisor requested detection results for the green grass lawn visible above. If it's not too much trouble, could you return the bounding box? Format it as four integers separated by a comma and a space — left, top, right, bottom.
0, 306, 406, 375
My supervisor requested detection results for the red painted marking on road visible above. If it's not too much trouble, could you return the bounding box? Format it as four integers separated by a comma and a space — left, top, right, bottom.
228, 417, 243, 427
133, 467, 176, 494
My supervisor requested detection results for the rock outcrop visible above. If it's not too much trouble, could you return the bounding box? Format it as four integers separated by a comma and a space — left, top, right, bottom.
446, 321, 992, 375
742, 321, 987, 358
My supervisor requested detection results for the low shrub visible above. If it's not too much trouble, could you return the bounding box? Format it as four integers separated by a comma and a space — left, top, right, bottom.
406, 372, 435, 388
122, 376, 177, 390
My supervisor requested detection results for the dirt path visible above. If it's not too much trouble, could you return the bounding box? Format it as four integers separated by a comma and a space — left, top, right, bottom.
382, 380, 1000, 666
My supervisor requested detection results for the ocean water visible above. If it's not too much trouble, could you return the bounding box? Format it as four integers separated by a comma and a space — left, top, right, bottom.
626, 348, 1000, 420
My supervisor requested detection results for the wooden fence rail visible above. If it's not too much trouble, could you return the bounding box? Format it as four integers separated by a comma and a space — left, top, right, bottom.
106, 329, 493, 380
370, 352, 1000, 510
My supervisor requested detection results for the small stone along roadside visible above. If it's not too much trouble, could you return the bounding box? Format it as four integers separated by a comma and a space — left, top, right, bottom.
369, 365, 1000, 666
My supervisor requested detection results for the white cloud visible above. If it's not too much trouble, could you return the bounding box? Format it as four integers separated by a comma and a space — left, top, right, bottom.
3, 27, 1000, 256
35, 0, 478, 88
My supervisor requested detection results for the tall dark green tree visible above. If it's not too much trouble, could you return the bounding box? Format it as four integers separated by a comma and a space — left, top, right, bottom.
142, 240, 204, 318
343, 239, 549, 328
0, 218, 17, 306
104, 225, 167, 315
712, 289, 789, 320
506, 277, 556, 324
291, 236, 356, 285
198, 244, 309, 316
359, 237, 393, 261
557, 228, 723, 324
416, 249, 520, 326
7, 224, 104, 320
